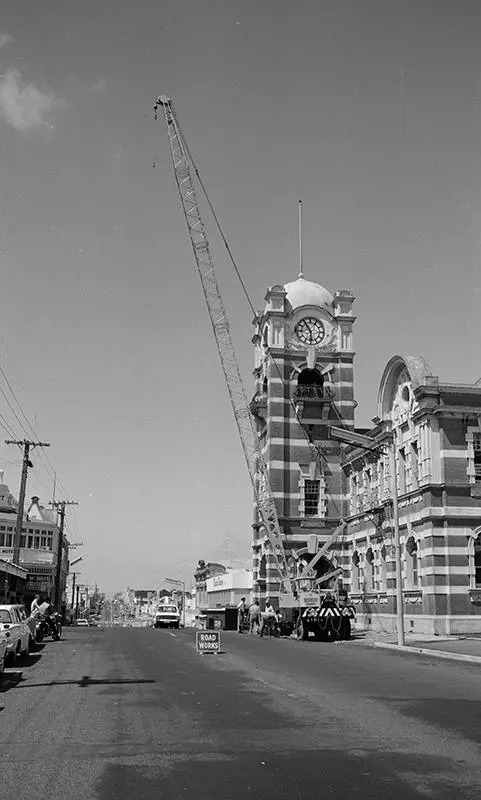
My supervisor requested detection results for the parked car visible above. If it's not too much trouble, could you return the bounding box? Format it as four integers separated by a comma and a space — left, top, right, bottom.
0, 604, 34, 664
76, 619, 90, 627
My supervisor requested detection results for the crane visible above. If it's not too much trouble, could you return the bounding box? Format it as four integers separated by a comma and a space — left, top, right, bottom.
154, 95, 295, 603
154, 95, 346, 609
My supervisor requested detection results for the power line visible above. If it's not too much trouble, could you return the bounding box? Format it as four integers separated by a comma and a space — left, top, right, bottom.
178, 125, 332, 471
0, 354, 74, 500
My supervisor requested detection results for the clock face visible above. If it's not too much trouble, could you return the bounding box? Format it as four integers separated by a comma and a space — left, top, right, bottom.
295, 317, 325, 345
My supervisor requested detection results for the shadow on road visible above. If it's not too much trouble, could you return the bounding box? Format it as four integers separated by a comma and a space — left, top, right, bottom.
22, 653, 42, 668
16, 675, 157, 689
0, 671, 24, 693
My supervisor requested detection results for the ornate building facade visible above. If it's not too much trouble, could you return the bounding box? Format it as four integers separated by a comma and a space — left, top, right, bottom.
342, 355, 481, 635
250, 276, 355, 603
251, 275, 481, 634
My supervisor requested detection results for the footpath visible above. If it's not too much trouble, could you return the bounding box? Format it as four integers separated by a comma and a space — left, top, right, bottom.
349, 629, 481, 665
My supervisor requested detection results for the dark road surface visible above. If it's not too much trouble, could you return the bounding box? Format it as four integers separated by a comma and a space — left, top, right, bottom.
1, 627, 480, 799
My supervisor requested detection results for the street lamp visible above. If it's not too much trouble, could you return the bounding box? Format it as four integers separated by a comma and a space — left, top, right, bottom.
164, 577, 186, 627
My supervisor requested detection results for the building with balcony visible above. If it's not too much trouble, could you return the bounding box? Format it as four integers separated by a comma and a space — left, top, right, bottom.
0, 474, 68, 607
340, 356, 481, 635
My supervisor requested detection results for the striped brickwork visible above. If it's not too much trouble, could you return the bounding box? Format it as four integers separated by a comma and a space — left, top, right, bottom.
250, 281, 356, 604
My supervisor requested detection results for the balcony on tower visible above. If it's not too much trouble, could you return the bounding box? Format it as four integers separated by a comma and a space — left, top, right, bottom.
292, 369, 335, 422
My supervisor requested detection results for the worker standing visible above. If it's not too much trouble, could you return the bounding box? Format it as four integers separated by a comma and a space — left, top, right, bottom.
237, 596, 247, 633
248, 600, 261, 635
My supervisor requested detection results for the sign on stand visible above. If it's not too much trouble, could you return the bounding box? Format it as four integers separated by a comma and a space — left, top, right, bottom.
196, 630, 221, 655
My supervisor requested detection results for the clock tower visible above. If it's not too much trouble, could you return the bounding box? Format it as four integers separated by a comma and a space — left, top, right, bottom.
250, 275, 356, 601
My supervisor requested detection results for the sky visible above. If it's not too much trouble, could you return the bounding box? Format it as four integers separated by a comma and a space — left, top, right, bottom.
0, 0, 480, 592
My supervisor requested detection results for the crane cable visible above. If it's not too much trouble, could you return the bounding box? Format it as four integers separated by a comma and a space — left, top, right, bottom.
174, 117, 334, 479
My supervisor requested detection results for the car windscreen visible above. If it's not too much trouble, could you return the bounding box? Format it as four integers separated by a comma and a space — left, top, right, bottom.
158, 607, 177, 613
0, 610, 12, 623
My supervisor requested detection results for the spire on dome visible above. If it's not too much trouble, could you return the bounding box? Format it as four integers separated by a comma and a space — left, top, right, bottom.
298, 200, 304, 279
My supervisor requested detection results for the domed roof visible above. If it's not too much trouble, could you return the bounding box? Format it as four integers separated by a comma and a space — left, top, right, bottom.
284, 277, 333, 311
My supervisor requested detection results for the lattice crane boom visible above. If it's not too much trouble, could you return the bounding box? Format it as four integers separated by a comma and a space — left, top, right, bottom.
154, 95, 295, 601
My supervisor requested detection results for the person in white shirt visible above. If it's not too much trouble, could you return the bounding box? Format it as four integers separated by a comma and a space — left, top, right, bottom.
259, 598, 278, 636
237, 597, 247, 632
30, 593, 41, 615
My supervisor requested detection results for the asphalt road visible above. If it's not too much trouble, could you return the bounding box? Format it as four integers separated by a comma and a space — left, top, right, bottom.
1, 626, 480, 800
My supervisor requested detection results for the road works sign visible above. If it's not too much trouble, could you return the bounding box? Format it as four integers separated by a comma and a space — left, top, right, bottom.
196, 630, 221, 654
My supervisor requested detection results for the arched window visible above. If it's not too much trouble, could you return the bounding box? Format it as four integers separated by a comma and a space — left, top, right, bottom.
475, 532, 481, 588
258, 554, 267, 582
297, 369, 324, 399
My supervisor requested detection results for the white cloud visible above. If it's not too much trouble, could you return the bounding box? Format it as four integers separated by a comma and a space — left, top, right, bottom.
0, 68, 64, 131
0, 33, 12, 50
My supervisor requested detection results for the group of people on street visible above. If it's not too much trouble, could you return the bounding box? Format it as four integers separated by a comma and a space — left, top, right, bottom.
237, 597, 280, 636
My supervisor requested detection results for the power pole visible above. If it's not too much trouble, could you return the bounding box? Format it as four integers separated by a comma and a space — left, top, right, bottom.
5, 439, 50, 567
71, 572, 77, 611
50, 500, 79, 612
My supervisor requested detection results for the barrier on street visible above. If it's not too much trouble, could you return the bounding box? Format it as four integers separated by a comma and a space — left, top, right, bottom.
196, 630, 221, 655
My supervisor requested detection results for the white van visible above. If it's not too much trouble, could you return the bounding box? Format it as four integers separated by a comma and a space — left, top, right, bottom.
154, 604, 181, 629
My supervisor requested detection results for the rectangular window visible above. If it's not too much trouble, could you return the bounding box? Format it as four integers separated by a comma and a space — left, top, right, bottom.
41, 536, 47, 548
6, 533, 12, 547
399, 448, 407, 495
28, 536, 33, 548
350, 474, 358, 515
47, 537, 53, 551
20, 535, 26, 547
411, 442, 419, 490
0, 532, 4, 547
371, 462, 379, 506
304, 479, 320, 517
364, 468, 372, 508
412, 552, 419, 588
474, 433, 481, 482
34, 536, 40, 549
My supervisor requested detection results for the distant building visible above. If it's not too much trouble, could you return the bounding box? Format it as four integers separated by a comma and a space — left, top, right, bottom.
193, 560, 227, 612
205, 569, 253, 609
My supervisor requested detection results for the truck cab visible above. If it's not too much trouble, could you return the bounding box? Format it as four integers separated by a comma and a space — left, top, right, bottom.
154, 604, 181, 629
